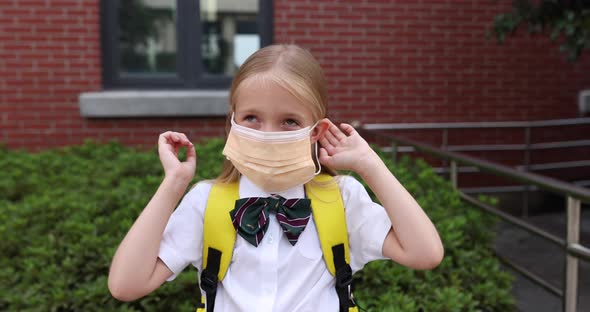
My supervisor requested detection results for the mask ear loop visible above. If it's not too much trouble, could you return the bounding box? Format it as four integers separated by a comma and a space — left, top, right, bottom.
309, 121, 322, 175
314, 142, 322, 175
307, 142, 340, 204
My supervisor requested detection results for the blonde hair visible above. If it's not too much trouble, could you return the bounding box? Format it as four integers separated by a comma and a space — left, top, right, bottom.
216, 44, 336, 183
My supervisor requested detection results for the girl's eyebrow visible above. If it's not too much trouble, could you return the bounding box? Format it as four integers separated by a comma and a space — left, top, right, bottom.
237, 108, 305, 120
237, 108, 261, 115
281, 112, 305, 120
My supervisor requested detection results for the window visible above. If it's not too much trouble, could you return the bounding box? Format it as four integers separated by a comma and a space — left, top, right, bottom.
100, 0, 273, 89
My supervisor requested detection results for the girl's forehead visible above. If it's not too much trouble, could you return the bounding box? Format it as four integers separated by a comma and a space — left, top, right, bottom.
235, 78, 314, 120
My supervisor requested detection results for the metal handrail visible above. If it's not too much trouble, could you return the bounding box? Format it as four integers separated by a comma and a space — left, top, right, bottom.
494, 252, 564, 297
362, 117, 590, 130
360, 127, 589, 312
381, 139, 590, 152
368, 130, 590, 202
459, 193, 566, 249
444, 140, 590, 152
365, 119, 590, 193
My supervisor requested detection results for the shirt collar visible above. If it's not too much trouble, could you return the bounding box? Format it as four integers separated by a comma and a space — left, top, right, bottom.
239, 175, 306, 199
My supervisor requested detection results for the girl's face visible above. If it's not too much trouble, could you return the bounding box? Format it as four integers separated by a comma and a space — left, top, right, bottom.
234, 79, 316, 133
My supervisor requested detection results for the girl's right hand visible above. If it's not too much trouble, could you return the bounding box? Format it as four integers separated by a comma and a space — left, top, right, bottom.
158, 131, 197, 183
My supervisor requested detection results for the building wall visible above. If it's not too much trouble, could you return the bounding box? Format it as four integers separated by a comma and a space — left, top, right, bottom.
1, 0, 226, 151
2, 0, 99, 150
1, 0, 589, 156
274, 0, 590, 123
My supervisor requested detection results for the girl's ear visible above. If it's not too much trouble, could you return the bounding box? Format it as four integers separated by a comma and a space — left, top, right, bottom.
310, 118, 330, 144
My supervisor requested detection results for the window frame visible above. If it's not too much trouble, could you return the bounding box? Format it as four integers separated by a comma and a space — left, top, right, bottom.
100, 0, 273, 90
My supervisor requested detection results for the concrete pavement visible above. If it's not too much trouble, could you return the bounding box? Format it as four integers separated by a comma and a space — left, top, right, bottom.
493, 211, 590, 312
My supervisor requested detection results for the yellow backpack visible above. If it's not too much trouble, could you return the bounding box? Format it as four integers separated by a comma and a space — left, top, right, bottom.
196, 174, 358, 312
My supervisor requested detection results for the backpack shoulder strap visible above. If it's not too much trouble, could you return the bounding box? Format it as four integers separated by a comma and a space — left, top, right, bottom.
306, 174, 358, 312
305, 173, 351, 275
199, 181, 239, 312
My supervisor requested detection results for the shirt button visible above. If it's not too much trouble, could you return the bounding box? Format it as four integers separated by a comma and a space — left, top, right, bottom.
268, 234, 273, 244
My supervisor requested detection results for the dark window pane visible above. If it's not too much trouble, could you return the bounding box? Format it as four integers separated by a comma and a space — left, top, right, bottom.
200, 0, 260, 75
102, 0, 271, 88
118, 0, 177, 76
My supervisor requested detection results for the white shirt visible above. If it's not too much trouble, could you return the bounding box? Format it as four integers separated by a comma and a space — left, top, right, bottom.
158, 175, 392, 312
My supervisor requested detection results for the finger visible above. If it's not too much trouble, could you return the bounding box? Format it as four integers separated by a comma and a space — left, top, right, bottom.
165, 134, 193, 158
185, 143, 197, 164
323, 118, 338, 129
171, 143, 180, 157
171, 138, 194, 154
329, 123, 347, 141
176, 132, 193, 146
160, 131, 183, 145
185, 137, 194, 146
158, 132, 177, 153
319, 136, 338, 155
325, 124, 341, 146
159, 131, 172, 145
339, 123, 356, 136
322, 119, 341, 140
318, 147, 333, 167
319, 135, 333, 150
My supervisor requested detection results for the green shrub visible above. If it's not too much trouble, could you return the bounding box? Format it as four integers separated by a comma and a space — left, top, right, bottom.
0, 140, 515, 311
351, 149, 514, 311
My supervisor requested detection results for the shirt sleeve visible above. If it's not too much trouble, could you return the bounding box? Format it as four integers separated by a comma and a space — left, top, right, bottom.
338, 175, 392, 273
158, 181, 213, 281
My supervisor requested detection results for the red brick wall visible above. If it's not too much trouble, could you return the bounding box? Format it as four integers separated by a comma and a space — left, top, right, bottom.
274, 0, 590, 123
1, 0, 589, 156
1, 0, 101, 150
0, 0, 226, 151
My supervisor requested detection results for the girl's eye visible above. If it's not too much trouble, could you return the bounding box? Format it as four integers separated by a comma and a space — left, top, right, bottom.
244, 115, 258, 123
284, 119, 299, 127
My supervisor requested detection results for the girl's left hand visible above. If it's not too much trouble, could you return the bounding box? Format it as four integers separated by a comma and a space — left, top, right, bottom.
318, 120, 376, 174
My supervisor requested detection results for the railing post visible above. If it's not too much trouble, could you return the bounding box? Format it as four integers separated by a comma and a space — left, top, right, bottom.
450, 160, 458, 189
441, 128, 449, 169
564, 196, 580, 312
522, 127, 531, 218
391, 141, 398, 165
442, 128, 448, 151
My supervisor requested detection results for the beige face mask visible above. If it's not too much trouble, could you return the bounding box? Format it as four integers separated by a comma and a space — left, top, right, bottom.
222, 114, 321, 193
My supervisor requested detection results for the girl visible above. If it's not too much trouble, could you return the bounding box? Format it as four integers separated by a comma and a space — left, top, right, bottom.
108, 44, 444, 311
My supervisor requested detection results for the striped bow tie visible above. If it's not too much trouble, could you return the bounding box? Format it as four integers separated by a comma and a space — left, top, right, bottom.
229, 195, 312, 247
